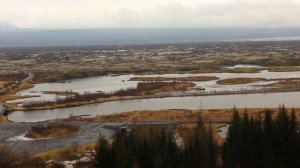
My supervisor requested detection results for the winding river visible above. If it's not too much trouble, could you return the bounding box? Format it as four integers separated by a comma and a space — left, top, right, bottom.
8, 91, 300, 122
8, 70, 300, 104
6, 70, 300, 122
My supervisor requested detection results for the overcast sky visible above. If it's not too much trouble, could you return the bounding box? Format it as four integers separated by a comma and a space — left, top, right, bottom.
0, 0, 300, 29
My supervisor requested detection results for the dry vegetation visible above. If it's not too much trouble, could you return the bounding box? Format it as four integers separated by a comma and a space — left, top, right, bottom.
0, 95, 37, 102
1, 41, 300, 83
268, 66, 300, 72
22, 82, 195, 108
129, 76, 219, 82
25, 122, 80, 139
0, 82, 34, 109
11, 82, 34, 93
217, 78, 266, 85
41, 91, 79, 96
0, 115, 8, 122
0, 72, 28, 81
267, 79, 300, 89
69, 108, 300, 123
0, 81, 35, 121
0, 81, 14, 89
33, 143, 97, 168
0, 145, 20, 168
34, 144, 96, 161
0, 72, 33, 103
221, 67, 263, 73
0, 143, 95, 168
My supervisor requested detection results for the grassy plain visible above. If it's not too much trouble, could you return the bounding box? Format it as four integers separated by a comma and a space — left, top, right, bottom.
25, 123, 80, 139
217, 78, 266, 85
129, 76, 219, 81
266, 79, 300, 88
68, 108, 300, 122
0, 81, 14, 89
33, 143, 96, 161
1, 41, 300, 83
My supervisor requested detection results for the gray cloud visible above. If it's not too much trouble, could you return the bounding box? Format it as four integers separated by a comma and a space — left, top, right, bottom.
0, 0, 300, 28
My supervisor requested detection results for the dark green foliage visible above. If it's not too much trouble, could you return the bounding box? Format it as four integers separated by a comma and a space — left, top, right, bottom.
184, 116, 217, 168
111, 133, 133, 168
95, 118, 217, 168
95, 134, 113, 168
95, 107, 299, 168
223, 107, 300, 168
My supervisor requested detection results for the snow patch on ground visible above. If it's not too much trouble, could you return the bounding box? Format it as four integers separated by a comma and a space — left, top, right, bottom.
217, 125, 229, 139
6, 133, 52, 141
7, 133, 34, 141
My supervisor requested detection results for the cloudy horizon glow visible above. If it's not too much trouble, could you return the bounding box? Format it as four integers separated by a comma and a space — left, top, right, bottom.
0, 0, 300, 29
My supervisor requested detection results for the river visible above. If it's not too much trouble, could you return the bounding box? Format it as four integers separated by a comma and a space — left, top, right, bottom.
6, 70, 300, 122
8, 91, 300, 122
8, 70, 300, 104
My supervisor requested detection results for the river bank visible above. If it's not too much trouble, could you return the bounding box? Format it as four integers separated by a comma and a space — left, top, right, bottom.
5, 70, 300, 109
67, 108, 300, 123
7, 91, 300, 122
6, 86, 300, 112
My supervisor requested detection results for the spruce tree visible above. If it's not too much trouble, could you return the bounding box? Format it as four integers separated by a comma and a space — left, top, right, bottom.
95, 134, 112, 168
223, 107, 300, 168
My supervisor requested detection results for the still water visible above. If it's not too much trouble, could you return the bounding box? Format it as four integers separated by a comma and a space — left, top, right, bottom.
8, 70, 300, 104
8, 91, 300, 122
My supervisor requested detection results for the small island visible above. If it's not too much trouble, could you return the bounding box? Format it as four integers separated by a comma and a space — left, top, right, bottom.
25, 123, 80, 139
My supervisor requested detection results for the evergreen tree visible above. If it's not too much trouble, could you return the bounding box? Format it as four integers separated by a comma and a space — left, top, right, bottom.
95, 134, 112, 168
223, 107, 300, 168
262, 110, 275, 167
207, 123, 217, 168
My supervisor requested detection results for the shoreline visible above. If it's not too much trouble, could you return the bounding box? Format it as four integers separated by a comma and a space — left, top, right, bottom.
7, 87, 300, 112
6, 107, 300, 123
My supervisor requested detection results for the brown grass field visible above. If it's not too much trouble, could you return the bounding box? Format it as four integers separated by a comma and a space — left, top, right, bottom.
0, 115, 8, 122
217, 78, 266, 85
68, 108, 300, 123
33, 143, 97, 161
267, 79, 300, 89
0, 81, 14, 89
129, 76, 219, 82
0, 82, 35, 113
0, 82, 34, 102
25, 123, 80, 139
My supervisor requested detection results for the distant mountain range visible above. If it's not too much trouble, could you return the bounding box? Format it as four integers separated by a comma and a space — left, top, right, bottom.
0, 22, 18, 31
0, 24, 300, 48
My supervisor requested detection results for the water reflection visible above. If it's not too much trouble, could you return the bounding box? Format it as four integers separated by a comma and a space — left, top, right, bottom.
8, 91, 300, 122
9, 71, 300, 104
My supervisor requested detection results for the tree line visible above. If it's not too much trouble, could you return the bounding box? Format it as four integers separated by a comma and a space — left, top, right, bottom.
223, 106, 300, 168
95, 117, 217, 168
95, 107, 300, 168
0, 106, 299, 168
